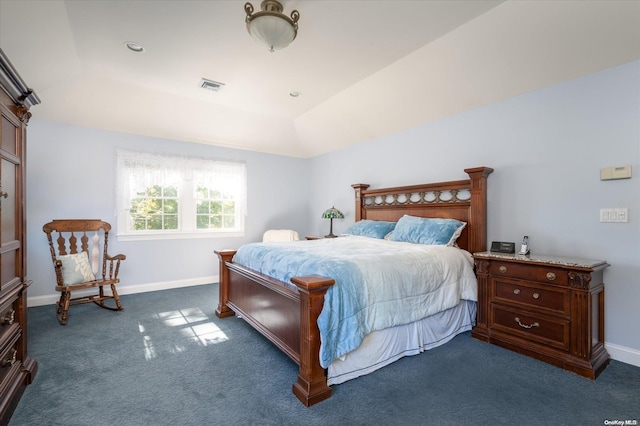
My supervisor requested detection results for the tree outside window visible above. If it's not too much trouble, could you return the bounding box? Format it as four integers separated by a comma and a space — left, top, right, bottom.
195, 186, 236, 230
116, 150, 246, 240
130, 184, 179, 230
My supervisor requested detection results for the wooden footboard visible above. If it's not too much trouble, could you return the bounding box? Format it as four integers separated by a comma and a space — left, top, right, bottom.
215, 250, 335, 406
214, 166, 492, 406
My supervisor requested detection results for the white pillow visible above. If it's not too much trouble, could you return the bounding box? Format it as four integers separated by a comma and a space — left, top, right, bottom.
58, 253, 96, 285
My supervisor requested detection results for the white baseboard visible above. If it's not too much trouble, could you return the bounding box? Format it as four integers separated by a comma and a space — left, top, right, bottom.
606, 342, 640, 368
27, 275, 218, 307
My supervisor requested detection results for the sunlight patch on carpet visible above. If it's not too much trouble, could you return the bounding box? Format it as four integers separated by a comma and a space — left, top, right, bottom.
138, 307, 228, 360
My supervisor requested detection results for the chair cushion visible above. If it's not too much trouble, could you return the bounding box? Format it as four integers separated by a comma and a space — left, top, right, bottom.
58, 253, 96, 285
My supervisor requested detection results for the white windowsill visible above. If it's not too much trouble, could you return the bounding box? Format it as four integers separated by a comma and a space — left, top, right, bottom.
116, 231, 245, 242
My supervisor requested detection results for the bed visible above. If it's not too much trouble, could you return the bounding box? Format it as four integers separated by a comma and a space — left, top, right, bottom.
215, 166, 493, 406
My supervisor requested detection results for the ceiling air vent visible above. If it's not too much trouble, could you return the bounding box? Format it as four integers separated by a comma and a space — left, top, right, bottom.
199, 78, 225, 92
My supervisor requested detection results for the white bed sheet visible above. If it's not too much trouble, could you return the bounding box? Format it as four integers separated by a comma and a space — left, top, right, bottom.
234, 236, 478, 367
327, 300, 476, 385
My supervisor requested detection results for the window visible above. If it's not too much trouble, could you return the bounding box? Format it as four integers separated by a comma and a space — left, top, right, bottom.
116, 150, 246, 240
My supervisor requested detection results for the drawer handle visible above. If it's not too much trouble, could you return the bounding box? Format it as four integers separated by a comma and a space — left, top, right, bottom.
499, 266, 507, 274
0, 310, 15, 326
533, 293, 540, 299
2, 349, 17, 367
515, 317, 540, 329
513, 289, 520, 295
546, 272, 556, 281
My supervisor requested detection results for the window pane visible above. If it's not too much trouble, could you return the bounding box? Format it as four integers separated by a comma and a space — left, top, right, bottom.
195, 186, 209, 199
223, 216, 235, 228
129, 183, 178, 231
163, 186, 178, 197
147, 185, 161, 196
223, 201, 235, 214
147, 215, 163, 230
164, 215, 178, 230
117, 150, 246, 236
164, 199, 178, 213
194, 183, 238, 230
196, 215, 209, 229
196, 201, 209, 214
133, 218, 146, 230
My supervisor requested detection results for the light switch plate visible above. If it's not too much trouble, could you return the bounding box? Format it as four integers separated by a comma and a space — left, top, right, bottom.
600, 208, 628, 223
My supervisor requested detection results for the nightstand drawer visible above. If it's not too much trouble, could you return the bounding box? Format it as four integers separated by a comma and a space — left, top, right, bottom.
493, 278, 570, 316
490, 262, 567, 286
491, 305, 569, 351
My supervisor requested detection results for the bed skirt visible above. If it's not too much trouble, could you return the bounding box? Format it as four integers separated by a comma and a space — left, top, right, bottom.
327, 300, 476, 385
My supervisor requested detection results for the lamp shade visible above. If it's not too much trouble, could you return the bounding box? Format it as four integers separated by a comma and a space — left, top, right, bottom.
247, 15, 295, 51
245, 1, 300, 52
321, 206, 344, 219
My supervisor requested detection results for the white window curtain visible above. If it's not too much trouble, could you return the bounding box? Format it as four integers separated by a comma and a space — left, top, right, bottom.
116, 149, 247, 235
116, 150, 182, 214
193, 162, 247, 204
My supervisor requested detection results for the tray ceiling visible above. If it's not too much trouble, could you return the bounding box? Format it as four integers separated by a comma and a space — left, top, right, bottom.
1, 1, 638, 158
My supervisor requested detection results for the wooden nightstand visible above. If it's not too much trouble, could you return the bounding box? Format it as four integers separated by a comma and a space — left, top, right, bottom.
472, 252, 610, 379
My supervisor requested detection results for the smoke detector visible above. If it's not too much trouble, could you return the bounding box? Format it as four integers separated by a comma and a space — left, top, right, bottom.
199, 78, 225, 92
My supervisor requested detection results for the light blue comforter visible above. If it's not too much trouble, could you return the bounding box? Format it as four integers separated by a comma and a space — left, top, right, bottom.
232, 236, 477, 368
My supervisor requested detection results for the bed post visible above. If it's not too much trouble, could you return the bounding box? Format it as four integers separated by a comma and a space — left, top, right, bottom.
291, 276, 335, 407
464, 167, 493, 343
351, 183, 370, 221
463, 167, 493, 254
215, 249, 237, 318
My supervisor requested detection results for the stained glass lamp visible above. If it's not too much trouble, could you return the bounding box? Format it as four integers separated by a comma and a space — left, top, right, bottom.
321, 206, 344, 238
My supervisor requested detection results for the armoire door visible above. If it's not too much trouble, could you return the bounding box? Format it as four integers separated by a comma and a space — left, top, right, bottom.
0, 106, 24, 298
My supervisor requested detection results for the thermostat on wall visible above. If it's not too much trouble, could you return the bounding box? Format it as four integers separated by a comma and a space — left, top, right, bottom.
600, 165, 631, 180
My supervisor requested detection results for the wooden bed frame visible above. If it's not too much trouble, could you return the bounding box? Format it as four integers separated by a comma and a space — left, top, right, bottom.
215, 166, 493, 406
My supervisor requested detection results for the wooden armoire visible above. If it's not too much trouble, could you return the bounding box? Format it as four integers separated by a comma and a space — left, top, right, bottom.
0, 49, 39, 424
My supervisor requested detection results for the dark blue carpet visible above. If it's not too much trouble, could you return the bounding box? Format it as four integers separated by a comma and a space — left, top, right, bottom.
9, 284, 640, 425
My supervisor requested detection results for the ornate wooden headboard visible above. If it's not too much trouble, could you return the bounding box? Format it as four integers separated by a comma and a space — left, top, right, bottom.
352, 167, 493, 254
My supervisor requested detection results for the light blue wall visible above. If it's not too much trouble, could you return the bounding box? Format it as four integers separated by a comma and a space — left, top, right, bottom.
26, 123, 310, 298
25, 60, 639, 358
307, 61, 640, 354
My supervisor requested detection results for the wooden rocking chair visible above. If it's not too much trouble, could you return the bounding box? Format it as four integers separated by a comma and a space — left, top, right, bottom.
43, 219, 126, 325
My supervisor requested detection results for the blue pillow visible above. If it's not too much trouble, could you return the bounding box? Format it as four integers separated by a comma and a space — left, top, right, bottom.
389, 215, 466, 246
343, 220, 396, 239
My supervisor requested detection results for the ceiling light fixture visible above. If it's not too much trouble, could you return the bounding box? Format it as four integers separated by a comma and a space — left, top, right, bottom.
244, 1, 299, 53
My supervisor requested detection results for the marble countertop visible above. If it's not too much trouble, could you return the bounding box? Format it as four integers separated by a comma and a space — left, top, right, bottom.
473, 251, 608, 269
